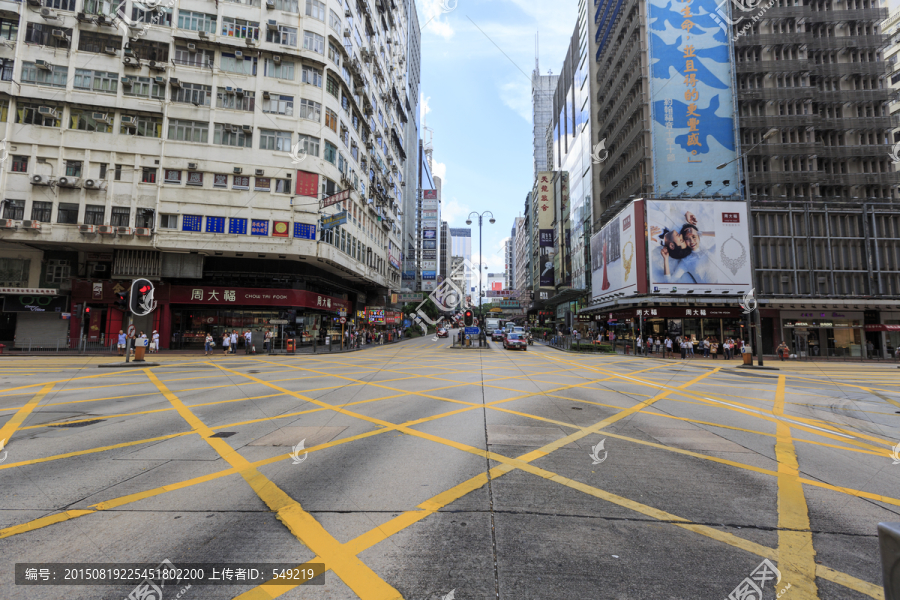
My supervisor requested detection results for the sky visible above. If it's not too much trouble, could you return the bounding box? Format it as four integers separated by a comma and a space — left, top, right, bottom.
414, 0, 579, 278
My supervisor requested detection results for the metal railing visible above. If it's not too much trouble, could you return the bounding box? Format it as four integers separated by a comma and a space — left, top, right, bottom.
1, 339, 118, 353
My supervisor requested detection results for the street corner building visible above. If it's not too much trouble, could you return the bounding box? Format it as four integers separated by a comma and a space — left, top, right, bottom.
0, 0, 422, 350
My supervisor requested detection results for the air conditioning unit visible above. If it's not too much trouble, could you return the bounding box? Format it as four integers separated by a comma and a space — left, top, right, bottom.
75, 11, 90, 21
38, 106, 57, 117
234, 50, 243, 59
272, 55, 281, 64
103, 45, 117, 55
121, 115, 137, 128
169, 77, 180, 87
267, 19, 278, 31
153, 76, 166, 84
31, 174, 52, 185
57, 176, 81, 188
235, 87, 244, 96
255, 169, 264, 176
188, 162, 198, 170
40, 8, 57, 19
262, 91, 271, 99
91, 112, 111, 124
117, 226, 134, 236
35, 59, 52, 70
84, 179, 103, 190
78, 224, 96, 233
344, 27, 351, 37
52, 28, 66, 39
186, 42, 196, 51
266, 0, 274, 7
149, 60, 166, 71
225, 86, 234, 95
123, 56, 138, 66
245, 36, 256, 46
96, 15, 108, 25
135, 227, 152, 237
241, 124, 252, 132
0, 219, 16, 229
121, 77, 133, 86
198, 30, 208, 39
98, 225, 116, 235
233, 167, 242, 174
21, 220, 42, 230
229, 124, 240, 133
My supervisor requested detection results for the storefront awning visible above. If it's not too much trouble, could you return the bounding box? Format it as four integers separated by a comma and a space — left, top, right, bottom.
864, 324, 900, 332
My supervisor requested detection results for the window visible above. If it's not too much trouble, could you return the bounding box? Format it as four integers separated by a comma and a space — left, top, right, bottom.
297, 134, 319, 157
263, 58, 294, 79
299, 98, 321, 121
99, 164, 107, 179
57, 203, 78, 224
303, 30, 324, 54
110, 207, 130, 226
12, 156, 28, 173
44, 0, 76, 9
213, 174, 228, 187
302, 65, 322, 87
164, 169, 182, 183
214, 123, 252, 147
21, 62, 68, 87
305, 0, 325, 20
328, 43, 340, 66
2, 199, 24, 220
220, 52, 257, 75
324, 141, 337, 164
174, 44, 213, 68
326, 75, 339, 98
325, 108, 338, 132
0, 17, 18, 41
222, 0, 259, 6
141, 167, 157, 183
216, 88, 255, 110
266, 25, 297, 46
259, 129, 291, 151
262, 94, 292, 115
254, 177, 270, 191
70, 109, 112, 133
168, 119, 209, 143
25, 24, 71, 48
160, 214, 178, 228
65, 161, 82, 177
0, 60, 11, 82
274, 0, 298, 12
78, 28, 108, 52
329, 9, 341, 32
136, 209, 153, 228
45, 259, 70, 284
74, 69, 118, 93
114, 164, 123, 180
221, 17, 259, 40
83, 0, 120, 16
274, 179, 291, 193
129, 39, 169, 62
84, 204, 105, 225
177, 10, 216, 33
130, 5, 172, 26
121, 114, 162, 138
173, 82, 212, 105
186, 172, 203, 186
233, 175, 250, 189
123, 75, 165, 99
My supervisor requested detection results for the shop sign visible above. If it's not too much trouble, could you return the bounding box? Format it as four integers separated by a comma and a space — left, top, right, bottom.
0, 287, 57, 295
357, 310, 366, 319
171, 286, 350, 313
398, 293, 422, 302
1, 295, 67, 312
367, 308, 385, 324
322, 211, 348, 230
92, 282, 103, 299
322, 189, 351, 208
633, 307, 743, 319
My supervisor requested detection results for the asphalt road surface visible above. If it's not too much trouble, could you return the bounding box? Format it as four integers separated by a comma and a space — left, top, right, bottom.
1, 333, 898, 599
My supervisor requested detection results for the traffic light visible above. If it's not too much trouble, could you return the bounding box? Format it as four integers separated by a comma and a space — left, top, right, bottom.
464, 310, 473, 327
114, 291, 129, 310
83, 306, 91, 318
129, 278, 157, 316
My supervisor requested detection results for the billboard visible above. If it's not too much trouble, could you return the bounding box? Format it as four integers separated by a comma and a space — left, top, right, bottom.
535, 171, 555, 288
591, 200, 646, 300
423, 190, 437, 199
423, 229, 437, 239
645, 199, 751, 293
422, 271, 436, 280
647, 0, 740, 198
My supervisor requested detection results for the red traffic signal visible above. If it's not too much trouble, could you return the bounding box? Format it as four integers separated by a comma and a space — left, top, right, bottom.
464, 310, 473, 327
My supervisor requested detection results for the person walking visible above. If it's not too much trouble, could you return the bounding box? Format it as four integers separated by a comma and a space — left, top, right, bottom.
204, 333, 213, 356
222, 332, 230, 355
665, 336, 673, 358
687, 338, 694, 358
151, 330, 160, 353
230, 330, 238, 354
244, 330, 252, 354
117, 330, 126, 356
636, 335, 641, 356
264, 330, 271, 352
776, 340, 789, 361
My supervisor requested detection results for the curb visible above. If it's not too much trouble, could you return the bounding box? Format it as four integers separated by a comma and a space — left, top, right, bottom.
98, 362, 162, 368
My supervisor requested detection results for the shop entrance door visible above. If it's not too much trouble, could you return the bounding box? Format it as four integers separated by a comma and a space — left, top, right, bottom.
793, 330, 809, 358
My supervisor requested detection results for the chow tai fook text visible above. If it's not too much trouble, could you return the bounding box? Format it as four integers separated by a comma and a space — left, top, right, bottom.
169, 286, 350, 313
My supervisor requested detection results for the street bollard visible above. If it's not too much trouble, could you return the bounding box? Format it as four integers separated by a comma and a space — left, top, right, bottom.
878, 522, 900, 600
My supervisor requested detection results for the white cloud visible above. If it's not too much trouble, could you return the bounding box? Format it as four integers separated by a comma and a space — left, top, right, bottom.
499, 78, 532, 123
441, 197, 469, 225
420, 0, 455, 40
432, 160, 447, 182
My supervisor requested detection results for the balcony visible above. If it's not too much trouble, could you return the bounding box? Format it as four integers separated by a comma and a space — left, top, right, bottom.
738, 87, 814, 101
746, 142, 822, 156
807, 34, 888, 49
816, 144, 893, 158
817, 115, 898, 130
811, 62, 890, 77
748, 171, 822, 185
760, 6, 807, 19
816, 89, 895, 104
806, 7, 888, 23
734, 33, 813, 47
735, 60, 809, 74
739, 114, 819, 128
816, 172, 900, 185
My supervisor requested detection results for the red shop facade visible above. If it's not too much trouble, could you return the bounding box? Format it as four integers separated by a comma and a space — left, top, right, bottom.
70, 281, 350, 349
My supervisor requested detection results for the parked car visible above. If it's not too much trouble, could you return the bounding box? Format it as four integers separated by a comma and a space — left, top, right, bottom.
504, 333, 527, 351
436, 328, 448, 338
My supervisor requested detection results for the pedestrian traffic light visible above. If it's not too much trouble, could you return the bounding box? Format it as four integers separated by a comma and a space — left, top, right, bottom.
129, 278, 157, 316
464, 310, 473, 326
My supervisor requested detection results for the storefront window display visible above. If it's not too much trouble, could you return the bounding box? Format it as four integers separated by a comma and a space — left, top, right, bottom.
781, 312, 863, 357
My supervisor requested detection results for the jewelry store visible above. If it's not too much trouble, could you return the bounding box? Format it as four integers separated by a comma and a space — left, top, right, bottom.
601, 306, 748, 346
779, 310, 864, 358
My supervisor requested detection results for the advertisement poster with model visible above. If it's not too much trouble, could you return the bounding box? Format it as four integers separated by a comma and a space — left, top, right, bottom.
646, 200, 751, 293
590, 200, 646, 300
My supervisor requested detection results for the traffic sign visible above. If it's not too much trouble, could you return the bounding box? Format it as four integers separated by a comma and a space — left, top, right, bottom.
127, 325, 136, 338
269, 319, 289, 325
339, 317, 346, 324
464, 327, 480, 335
465, 334, 471, 340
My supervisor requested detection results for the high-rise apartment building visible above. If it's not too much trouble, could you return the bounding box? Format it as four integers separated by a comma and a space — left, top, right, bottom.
401, 0, 421, 292
0, 0, 415, 348
532, 64, 558, 181
503, 235, 514, 290
514, 214, 529, 300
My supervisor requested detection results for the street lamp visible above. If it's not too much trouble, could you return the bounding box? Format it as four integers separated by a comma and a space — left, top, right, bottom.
467, 211, 495, 331
714, 128, 779, 367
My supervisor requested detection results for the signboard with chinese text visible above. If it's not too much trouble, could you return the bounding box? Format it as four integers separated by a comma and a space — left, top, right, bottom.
535, 171, 555, 288
294, 223, 316, 240
170, 286, 350, 313
182, 215, 202, 232
423, 190, 437, 199
295, 170, 318, 197
322, 211, 348, 230
322, 189, 351, 208
206, 216, 225, 233
229, 218, 248, 235
367, 308, 385, 324
251, 219, 269, 236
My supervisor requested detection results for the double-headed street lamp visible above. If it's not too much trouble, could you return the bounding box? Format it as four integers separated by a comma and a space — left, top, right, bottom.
466, 211, 495, 325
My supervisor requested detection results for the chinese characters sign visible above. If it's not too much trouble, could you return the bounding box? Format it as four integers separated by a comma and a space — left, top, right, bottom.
535, 171, 556, 288
294, 223, 316, 240
171, 286, 350, 313
647, 0, 739, 197
206, 216, 225, 233
251, 219, 269, 236
229, 218, 248, 235
272, 221, 289, 237
182, 215, 201, 232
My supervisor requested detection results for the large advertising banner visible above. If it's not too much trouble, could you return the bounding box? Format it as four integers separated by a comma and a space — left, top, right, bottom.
591, 200, 646, 300
645, 199, 751, 293
647, 0, 740, 197
535, 171, 555, 288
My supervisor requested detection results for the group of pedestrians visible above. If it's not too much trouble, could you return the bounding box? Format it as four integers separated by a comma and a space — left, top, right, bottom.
637, 335, 744, 360
116, 329, 160, 356
343, 327, 403, 349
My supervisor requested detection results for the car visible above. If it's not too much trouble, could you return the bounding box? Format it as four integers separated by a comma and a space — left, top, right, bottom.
491, 330, 504, 342
504, 333, 527, 351
436, 328, 448, 338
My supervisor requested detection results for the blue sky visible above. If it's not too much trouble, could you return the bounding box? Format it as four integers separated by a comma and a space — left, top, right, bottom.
415, 0, 578, 275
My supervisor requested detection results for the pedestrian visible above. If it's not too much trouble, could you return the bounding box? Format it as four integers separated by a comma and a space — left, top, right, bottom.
711, 340, 719, 359
244, 330, 252, 354
151, 329, 160, 353
222, 332, 230, 355
230, 330, 238, 354
680, 339, 686, 359
205, 333, 213, 356
665, 336, 673, 358
687, 338, 694, 358
264, 330, 271, 352
117, 330, 126, 356
776, 340, 788, 361
636, 335, 641, 355
866, 339, 874, 358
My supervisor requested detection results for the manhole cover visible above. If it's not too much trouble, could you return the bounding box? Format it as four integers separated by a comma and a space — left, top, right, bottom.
210, 432, 236, 438
49, 419, 105, 428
